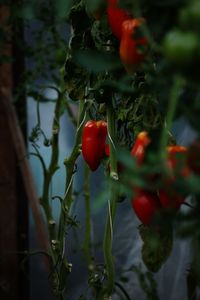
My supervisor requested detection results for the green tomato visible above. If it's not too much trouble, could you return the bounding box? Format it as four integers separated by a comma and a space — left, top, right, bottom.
179, 0, 200, 31
163, 30, 199, 65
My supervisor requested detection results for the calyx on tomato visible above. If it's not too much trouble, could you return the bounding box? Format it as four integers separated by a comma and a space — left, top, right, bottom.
107, 0, 131, 40
82, 120, 107, 171
120, 18, 148, 74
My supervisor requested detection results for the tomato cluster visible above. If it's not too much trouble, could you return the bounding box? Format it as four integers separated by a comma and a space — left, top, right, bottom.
81, 121, 200, 227
130, 132, 192, 226
107, 0, 148, 73
88, 0, 148, 74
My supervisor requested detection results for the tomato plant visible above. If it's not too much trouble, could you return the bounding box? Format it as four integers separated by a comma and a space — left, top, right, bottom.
6, 0, 200, 299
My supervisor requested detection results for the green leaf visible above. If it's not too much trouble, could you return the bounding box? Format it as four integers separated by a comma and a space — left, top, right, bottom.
64, 57, 89, 100
73, 49, 122, 73
55, 0, 74, 19
84, 0, 104, 12
139, 224, 173, 273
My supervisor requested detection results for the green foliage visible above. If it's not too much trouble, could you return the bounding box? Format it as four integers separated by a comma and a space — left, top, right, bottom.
3, 0, 200, 298
139, 224, 173, 273
73, 49, 121, 73
132, 265, 159, 300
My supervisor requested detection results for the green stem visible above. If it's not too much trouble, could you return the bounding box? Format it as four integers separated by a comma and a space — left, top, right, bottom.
40, 92, 64, 241
114, 282, 131, 300
39, 91, 65, 299
82, 163, 93, 267
65, 99, 77, 127
103, 99, 119, 296
159, 76, 183, 161
57, 99, 88, 264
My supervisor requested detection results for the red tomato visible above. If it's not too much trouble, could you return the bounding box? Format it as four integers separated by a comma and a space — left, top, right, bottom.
82, 120, 107, 171
131, 190, 161, 225
131, 131, 151, 164
159, 189, 184, 210
166, 145, 190, 178
107, 0, 131, 40
104, 143, 110, 156
159, 146, 189, 210
120, 18, 148, 73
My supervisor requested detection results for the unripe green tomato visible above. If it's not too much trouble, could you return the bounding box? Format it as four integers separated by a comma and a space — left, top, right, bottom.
163, 30, 199, 65
179, 0, 200, 31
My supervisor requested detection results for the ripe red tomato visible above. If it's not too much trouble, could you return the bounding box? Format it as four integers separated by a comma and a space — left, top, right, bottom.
120, 18, 148, 73
159, 189, 184, 210
159, 146, 189, 210
82, 120, 107, 171
107, 0, 131, 40
131, 191, 161, 225
131, 131, 151, 164
166, 145, 190, 177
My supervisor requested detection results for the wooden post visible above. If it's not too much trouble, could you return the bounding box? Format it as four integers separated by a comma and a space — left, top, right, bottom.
0, 4, 49, 300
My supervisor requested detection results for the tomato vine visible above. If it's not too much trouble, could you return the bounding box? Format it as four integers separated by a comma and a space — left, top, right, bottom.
2, 0, 200, 299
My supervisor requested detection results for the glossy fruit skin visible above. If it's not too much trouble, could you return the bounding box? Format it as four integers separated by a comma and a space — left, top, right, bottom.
107, 0, 131, 40
120, 18, 148, 73
159, 146, 189, 210
131, 190, 161, 225
82, 120, 107, 171
131, 131, 151, 164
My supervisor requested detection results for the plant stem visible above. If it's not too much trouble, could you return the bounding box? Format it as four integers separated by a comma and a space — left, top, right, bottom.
38, 90, 66, 299
40, 91, 64, 242
82, 163, 93, 267
114, 282, 131, 300
103, 99, 119, 296
159, 76, 183, 161
57, 99, 87, 273
65, 99, 77, 127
